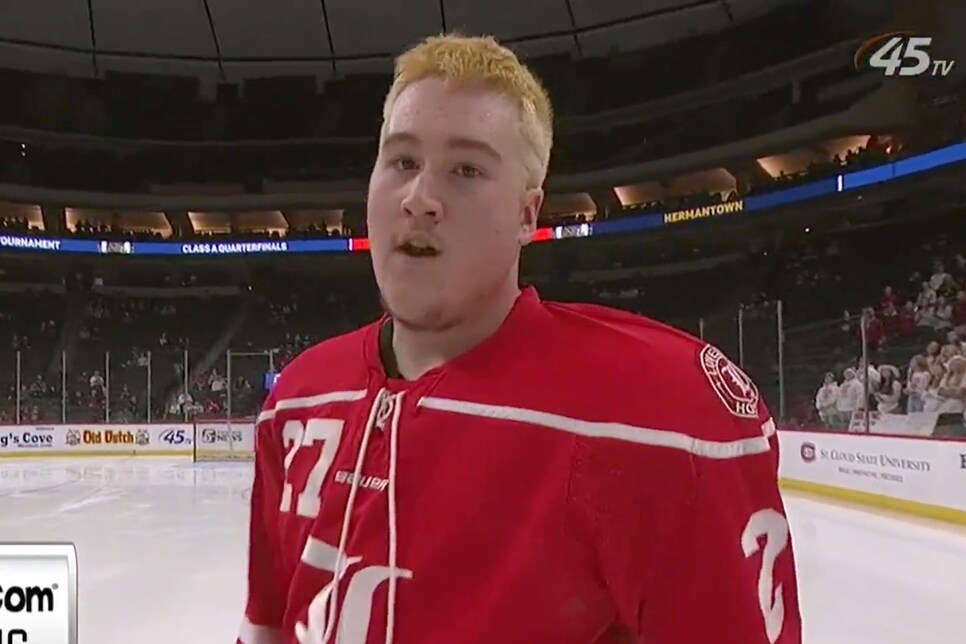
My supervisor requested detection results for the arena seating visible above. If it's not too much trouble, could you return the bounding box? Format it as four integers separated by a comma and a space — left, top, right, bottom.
0, 133, 903, 237
798, 224, 966, 433
2, 132, 964, 433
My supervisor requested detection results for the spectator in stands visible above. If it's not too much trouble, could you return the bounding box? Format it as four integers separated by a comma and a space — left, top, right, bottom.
815, 372, 839, 428
923, 362, 948, 412
204, 397, 223, 416
917, 302, 942, 329
952, 290, 966, 337
898, 301, 917, 336
881, 300, 899, 338
835, 368, 864, 429
905, 271, 923, 297
939, 342, 962, 368
935, 296, 954, 329
954, 254, 966, 285
934, 355, 966, 433
839, 310, 855, 336
873, 365, 902, 414
925, 341, 942, 368
929, 260, 950, 292
880, 286, 899, 310
172, 389, 193, 419
916, 281, 938, 310
861, 307, 885, 349
946, 331, 963, 354
941, 275, 961, 300
857, 357, 881, 392
905, 355, 931, 413
209, 370, 227, 394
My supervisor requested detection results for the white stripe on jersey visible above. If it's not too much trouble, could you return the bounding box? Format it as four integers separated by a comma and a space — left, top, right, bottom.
259, 389, 773, 459
762, 417, 777, 439
257, 389, 367, 425
417, 396, 773, 459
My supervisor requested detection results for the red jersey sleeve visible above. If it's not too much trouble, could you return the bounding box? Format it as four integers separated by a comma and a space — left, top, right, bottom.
570, 344, 801, 644
238, 392, 286, 644
635, 408, 801, 644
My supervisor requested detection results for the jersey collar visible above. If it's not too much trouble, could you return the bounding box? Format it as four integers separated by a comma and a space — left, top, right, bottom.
364, 286, 543, 385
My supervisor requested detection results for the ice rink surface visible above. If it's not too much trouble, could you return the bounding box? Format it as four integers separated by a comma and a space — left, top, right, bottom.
0, 457, 964, 644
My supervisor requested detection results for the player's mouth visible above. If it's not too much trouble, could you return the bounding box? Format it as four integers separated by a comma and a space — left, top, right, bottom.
397, 241, 441, 258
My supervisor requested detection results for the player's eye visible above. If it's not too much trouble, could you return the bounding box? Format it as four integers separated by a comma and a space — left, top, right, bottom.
454, 164, 483, 179
391, 156, 418, 171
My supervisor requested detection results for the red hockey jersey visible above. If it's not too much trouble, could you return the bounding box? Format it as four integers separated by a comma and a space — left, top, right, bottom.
238, 287, 801, 644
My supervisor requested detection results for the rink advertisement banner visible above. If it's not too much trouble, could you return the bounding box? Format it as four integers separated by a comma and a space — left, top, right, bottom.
193, 422, 255, 460
0, 543, 77, 644
779, 430, 966, 515
0, 424, 194, 457
0, 425, 56, 451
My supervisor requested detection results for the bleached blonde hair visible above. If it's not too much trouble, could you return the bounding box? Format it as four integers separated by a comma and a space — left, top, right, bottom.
380, 33, 554, 189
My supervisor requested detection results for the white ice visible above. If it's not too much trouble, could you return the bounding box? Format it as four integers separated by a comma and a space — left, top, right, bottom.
0, 458, 251, 643
0, 458, 964, 644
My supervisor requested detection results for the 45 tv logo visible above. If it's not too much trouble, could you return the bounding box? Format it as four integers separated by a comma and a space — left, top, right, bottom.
160, 428, 192, 445
855, 33, 956, 77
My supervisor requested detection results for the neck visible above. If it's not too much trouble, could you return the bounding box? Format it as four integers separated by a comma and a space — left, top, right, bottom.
391, 282, 520, 380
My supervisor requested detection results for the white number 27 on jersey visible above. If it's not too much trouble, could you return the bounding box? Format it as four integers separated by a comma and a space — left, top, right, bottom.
279, 418, 345, 518
742, 509, 790, 644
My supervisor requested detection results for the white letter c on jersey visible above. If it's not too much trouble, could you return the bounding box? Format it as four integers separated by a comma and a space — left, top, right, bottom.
741, 509, 790, 644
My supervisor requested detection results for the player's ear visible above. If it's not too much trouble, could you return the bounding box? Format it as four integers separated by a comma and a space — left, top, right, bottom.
519, 187, 543, 246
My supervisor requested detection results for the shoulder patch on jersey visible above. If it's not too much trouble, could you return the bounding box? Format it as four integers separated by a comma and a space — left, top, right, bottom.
699, 344, 759, 419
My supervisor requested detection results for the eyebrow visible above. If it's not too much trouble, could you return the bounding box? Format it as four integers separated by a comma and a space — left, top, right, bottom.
382, 132, 503, 162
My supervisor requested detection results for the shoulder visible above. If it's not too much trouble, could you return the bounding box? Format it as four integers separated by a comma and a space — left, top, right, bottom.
539, 300, 771, 444
559, 305, 783, 569
543, 299, 704, 364
269, 322, 377, 404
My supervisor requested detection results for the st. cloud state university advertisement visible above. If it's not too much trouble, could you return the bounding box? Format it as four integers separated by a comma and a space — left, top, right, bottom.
779, 430, 966, 513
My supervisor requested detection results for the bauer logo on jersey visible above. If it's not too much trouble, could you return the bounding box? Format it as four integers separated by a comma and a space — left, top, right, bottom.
699, 345, 759, 419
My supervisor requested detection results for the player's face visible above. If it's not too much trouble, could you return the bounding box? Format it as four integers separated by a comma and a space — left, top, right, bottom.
367, 77, 542, 331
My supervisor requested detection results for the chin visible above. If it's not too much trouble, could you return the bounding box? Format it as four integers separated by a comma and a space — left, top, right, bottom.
381, 290, 462, 332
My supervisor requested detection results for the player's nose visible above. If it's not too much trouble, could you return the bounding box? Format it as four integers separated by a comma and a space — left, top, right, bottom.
401, 172, 442, 220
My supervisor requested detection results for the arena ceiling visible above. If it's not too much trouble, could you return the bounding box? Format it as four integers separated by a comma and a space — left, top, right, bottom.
0, 0, 781, 84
